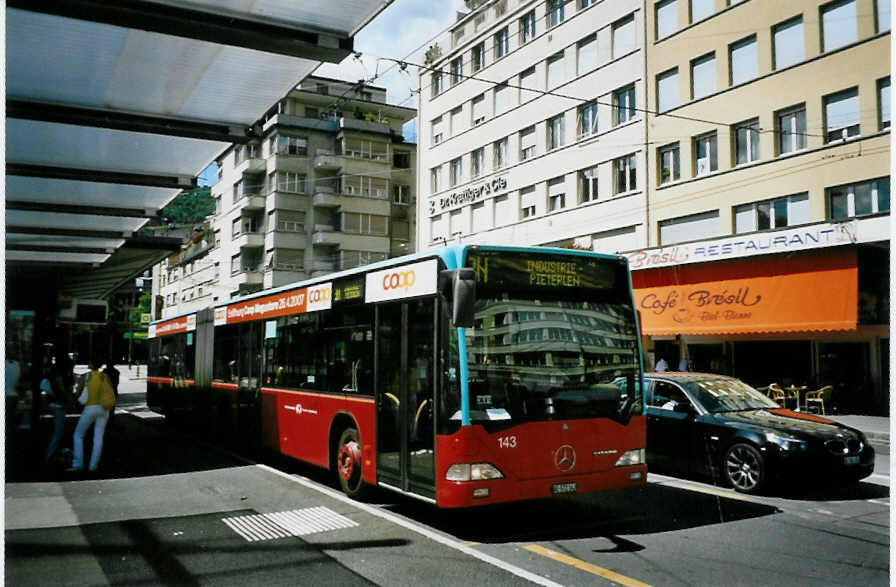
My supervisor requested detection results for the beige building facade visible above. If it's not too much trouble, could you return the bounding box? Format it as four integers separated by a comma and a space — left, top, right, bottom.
631, 0, 890, 414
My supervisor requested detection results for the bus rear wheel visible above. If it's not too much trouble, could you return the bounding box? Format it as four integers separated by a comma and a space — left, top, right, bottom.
337, 428, 365, 498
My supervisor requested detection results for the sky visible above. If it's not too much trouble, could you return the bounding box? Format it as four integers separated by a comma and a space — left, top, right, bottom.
198, 1, 465, 185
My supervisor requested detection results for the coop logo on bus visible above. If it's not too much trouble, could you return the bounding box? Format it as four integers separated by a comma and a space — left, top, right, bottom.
149, 314, 195, 338
366, 259, 438, 303
306, 283, 332, 312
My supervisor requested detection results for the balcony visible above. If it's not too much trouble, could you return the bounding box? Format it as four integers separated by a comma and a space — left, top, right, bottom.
235, 156, 265, 176
312, 225, 341, 245
338, 116, 391, 136
313, 191, 342, 207
313, 149, 342, 170
234, 194, 265, 211
233, 268, 263, 286
234, 232, 264, 249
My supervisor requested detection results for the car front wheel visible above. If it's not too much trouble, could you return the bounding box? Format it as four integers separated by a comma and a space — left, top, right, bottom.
723, 443, 765, 493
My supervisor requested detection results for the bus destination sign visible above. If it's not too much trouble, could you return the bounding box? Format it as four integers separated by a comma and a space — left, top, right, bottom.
468, 250, 617, 293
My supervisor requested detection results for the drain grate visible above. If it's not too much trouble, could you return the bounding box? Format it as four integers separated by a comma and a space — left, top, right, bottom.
222, 506, 359, 542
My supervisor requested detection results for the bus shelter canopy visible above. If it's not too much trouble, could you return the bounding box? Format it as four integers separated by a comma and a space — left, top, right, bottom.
5, 0, 388, 300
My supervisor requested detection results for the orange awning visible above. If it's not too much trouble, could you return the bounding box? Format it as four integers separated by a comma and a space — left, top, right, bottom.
632, 248, 857, 335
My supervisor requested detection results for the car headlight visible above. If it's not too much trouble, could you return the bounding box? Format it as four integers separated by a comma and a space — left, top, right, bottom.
615, 448, 645, 466
445, 463, 504, 481
766, 432, 808, 451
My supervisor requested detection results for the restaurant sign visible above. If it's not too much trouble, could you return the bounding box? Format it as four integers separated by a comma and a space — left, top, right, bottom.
428, 176, 507, 215
624, 221, 855, 270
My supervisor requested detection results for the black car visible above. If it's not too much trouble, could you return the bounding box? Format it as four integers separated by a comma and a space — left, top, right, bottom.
623, 372, 874, 493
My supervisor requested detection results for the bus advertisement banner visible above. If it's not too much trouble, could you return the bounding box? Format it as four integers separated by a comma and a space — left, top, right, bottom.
214, 283, 333, 326
365, 259, 438, 303
148, 313, 196, 338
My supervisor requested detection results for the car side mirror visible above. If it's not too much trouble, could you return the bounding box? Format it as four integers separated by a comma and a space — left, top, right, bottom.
673, 402, 694, 415
439, 268, 476, 327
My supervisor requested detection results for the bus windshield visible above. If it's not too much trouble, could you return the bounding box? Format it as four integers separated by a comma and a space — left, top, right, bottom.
461, 249, 641, 429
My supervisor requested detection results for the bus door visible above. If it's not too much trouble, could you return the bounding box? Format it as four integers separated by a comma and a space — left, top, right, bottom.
236, 321, 262, 452
376, 298, 436, 498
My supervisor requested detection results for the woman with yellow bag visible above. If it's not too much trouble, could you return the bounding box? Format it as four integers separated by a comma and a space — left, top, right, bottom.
68, 358, 116, 473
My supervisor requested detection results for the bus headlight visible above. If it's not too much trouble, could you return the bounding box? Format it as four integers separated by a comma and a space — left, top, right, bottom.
615, 449, 645, 467
446, 463, 505, 481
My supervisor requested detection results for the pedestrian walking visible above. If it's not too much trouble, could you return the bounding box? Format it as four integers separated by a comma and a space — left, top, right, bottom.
68, 359, 116, 473
42, 367, 67, 464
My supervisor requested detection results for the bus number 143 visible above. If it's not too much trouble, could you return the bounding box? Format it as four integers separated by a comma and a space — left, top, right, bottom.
498, 436, 517, 449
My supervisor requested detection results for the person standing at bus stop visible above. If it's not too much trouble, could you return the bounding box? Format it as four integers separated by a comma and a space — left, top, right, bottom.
68, 359, 115, 473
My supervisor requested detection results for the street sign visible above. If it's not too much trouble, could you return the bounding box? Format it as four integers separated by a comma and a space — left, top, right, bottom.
140, 313, 152, 324
123, 331, 148, 340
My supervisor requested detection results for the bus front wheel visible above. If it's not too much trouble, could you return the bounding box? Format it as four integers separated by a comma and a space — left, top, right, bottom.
337, 428, 365, 498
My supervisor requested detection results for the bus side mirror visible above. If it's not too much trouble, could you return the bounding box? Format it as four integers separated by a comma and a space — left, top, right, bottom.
439, 269, 476, 328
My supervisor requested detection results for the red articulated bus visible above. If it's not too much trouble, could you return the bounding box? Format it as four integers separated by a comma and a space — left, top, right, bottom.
148, 244, 646, 507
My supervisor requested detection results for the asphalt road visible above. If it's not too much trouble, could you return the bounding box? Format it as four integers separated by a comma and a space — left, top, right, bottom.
7, 375, 889, 586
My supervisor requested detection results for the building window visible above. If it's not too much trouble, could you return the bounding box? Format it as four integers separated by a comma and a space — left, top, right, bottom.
431, 69, 443, 97
656, 0, 678, 40
273, 249, 305, 272
548, 114, 565, 150
274, 172, 306, 193
471, 201, 489, 232
828, 178, 890, 219
494, 82, 512, 115
431, 214, 445, 241
729, 35, 757, 85
690, 0, 713, 22
580, 166, 598, 203
658, 143, 680, 184
821, 0, 857, 52
733, 118, 760, 165
431, 116, 443, 144
547, 52, 564, 89
452, 26, 464, 48
614, 154, 636, 194
471, 147, 485, 178
776, 104, 807, 154
613, 84, 636, 125
494, 195, 511, 225
547, 0, 565, 28
734, 193, 809, 233
577, 34, 597, 74
493, 137, 509, 169
612, 14, 635, 57
393, 151, 411, 169
305, 107, 319, 119
520, 10, 536, 44
578, 101, 598, 137
274, 135, 308, 156
449, 209, 465, 236
580, 0, 597, 7
450, 157, 462, 187
450, 57, 463, 86
392, 184, 410, 205
659, 210, 719, 245
657, 67, 679, 113
231, 217, 241, 237
392, 219, 410, 241
520, 126, 536, 160
471, 94, 486, 125
494, 28, 509, 59
471, 43, 485, 73
520, 185, 537, 218
693, 132, 718, 176
231, 253, 241, 275
450, 106, 463, 136
548, 177, 566, 211
824, 88, 860, 142
690, 52, 716, 99
495, 0, 507, 17
431, 166, 441, 192
343, 213, 388, 236
877, 0, 891, 32
879, 77, 891, 129
773, 16, 804, 70
520, 67, 538, 102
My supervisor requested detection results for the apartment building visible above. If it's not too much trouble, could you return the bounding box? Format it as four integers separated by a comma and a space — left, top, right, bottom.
631, 0, 890, 414
417, 0, 648, 252
153, 76, 417, 318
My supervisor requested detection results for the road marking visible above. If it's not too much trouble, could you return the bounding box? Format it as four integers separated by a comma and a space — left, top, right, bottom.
867, 498, 890, 506
257, 464, 563, 587
649, 475, 752, 502
867, 473, 889, 486
223, 506, 358, 542
523, 544, 652, 587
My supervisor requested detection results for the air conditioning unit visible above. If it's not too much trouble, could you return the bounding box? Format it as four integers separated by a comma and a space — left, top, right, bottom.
57, 298, 109, 325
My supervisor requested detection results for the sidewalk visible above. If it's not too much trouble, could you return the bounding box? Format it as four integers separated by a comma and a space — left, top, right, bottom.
826, 415, 890, 446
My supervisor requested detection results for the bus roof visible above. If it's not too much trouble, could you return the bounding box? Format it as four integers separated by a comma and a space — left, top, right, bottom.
150, 244, 627, 325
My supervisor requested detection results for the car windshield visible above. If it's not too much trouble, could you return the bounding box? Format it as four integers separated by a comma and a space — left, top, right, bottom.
684, 378, 780, 412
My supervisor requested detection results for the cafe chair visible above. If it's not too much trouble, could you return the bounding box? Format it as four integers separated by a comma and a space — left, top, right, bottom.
767, 383, 787, 408
804, 385, 833, 415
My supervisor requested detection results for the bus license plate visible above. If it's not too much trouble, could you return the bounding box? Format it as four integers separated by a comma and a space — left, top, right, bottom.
844, 455, 860, 465
551, 482, 577, 495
